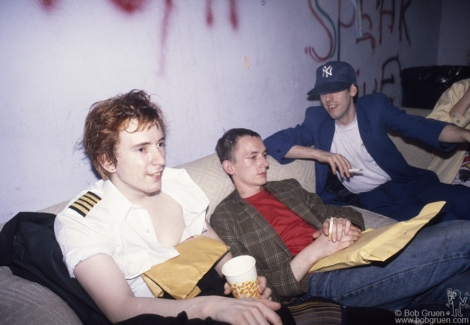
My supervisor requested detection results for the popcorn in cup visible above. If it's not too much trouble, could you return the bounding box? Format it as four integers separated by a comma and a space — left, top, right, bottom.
222, 255, 260, 299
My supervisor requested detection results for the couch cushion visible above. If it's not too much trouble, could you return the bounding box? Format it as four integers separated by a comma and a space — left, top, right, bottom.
0, 266, 82, 325
351, 206, 396, 229
176, 153, 316, 220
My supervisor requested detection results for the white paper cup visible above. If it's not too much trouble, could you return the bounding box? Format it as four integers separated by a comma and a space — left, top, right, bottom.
222, 255, 259, 298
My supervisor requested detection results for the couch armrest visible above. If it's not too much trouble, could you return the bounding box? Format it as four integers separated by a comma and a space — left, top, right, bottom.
38, 201, 69, 215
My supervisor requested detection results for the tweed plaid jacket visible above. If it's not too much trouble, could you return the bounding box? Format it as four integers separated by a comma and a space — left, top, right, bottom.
210, 178, 364, 302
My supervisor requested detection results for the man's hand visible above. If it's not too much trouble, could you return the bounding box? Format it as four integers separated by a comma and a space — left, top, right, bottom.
316, 151, 352, 179
321, 217, 359, 243
257, 276, 272, 300
312, 217, 362, 257
223, 276, 272, 300
285, 145, 352, 178
290, 218, 361, 281
209, 296, 281, 325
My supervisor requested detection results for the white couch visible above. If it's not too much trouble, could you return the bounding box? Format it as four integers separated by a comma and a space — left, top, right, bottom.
0, 108, 434, 325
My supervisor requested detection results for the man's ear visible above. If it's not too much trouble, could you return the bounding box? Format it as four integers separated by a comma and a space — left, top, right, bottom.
99, 155, 116, 174
350, 84, 358, 97
222, 160, 235, 176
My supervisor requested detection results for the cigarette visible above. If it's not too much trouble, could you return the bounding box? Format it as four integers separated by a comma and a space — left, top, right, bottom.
328, 217, 333, 241
348, 168, 363, 174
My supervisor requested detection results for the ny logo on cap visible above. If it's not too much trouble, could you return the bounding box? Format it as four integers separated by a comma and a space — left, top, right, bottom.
322, 66, 333, 78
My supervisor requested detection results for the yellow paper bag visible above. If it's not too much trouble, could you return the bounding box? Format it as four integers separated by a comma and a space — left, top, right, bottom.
309, 201, 445, 273
142, 235, 230, 300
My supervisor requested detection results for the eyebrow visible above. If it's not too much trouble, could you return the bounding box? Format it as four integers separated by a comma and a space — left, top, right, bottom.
246, 149, 267, 156
130, 136, 166, 149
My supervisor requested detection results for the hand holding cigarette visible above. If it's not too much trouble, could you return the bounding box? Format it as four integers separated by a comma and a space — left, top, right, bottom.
328, 217, 333, 241
348, 168, 363, 174
326, 217, 358, 242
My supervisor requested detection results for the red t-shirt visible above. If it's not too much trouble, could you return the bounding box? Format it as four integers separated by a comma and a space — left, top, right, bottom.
245, 189, 316, 255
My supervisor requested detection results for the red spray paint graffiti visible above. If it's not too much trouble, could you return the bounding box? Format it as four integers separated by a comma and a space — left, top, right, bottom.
339, 0, 355, 28
399, 0, 412, 45
305, 0, 335, 62
307, 0, 412, 57
356, 13, 376, 50
306, 0, 412, 100
158, 0, 174, 76
378, 0, 395, 45
37, 0, 238, 76
229, 0, 239, 30
205, 0, 239, 30
206, 0, 214, 27
110, 0, 147, 14
38, 0, 59, 12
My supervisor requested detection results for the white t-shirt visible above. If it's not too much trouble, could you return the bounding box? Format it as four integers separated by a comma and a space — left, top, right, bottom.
330, 117, 391, 193
54, 167, 209, 297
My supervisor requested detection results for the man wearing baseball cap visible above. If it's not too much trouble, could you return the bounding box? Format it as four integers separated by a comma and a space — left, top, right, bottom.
264, 61, 470, 222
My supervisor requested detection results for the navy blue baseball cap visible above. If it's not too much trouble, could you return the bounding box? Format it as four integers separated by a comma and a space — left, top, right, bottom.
307, 61, 357, 96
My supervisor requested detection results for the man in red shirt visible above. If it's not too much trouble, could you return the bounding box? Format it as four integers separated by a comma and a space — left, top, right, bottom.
211, 128, 470, 315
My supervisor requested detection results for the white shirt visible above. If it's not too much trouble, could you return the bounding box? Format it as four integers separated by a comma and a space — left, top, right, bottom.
331, 117, 391, 193
54, 167, 209, 297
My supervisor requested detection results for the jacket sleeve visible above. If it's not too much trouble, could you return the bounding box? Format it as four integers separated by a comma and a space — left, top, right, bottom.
370, 93, 453, 152
264, 106, 321, 164
210, 200, 310, 300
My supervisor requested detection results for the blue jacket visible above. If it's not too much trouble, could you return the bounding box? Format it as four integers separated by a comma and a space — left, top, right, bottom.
264, 93, 453, 203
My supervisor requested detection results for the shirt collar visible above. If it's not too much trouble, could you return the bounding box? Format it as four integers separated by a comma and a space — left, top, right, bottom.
101, 179, 133, 223
100, 167, 209, 223
161, 167, 209, 216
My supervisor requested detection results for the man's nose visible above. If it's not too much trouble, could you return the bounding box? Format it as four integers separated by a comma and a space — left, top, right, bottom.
323, 93, 333, 101
151, 147, 165, 165
261, 156, 269, 168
